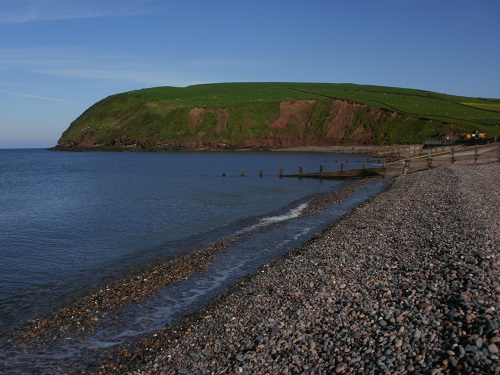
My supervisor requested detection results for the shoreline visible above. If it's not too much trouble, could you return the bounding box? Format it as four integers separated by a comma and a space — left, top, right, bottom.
1, 161, 498, 373
100, 162, 499, 374
0, 178, 379, 364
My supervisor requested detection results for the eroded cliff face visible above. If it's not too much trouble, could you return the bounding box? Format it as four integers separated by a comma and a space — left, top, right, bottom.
268, 100, 316, 130
324, 100, 385, 144
56, 99, 400, 150
258, 99, 388, 148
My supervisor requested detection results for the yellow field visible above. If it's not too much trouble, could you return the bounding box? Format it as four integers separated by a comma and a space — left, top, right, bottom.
462, 102, 500, 112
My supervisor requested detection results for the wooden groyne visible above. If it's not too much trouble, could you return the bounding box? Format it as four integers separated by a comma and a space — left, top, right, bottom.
225, 143, 499, 179
233, 160, 389, 180
281, 166, 386, 180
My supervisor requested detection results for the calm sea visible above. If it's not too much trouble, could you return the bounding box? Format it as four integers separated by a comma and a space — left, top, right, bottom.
0, 149, 381, 335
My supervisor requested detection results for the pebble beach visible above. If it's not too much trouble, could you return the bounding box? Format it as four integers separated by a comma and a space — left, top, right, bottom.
92, 162, 499, 374
2, 161, 498, 374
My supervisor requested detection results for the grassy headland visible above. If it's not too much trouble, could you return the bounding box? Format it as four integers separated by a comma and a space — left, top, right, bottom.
56, 83, 500, 150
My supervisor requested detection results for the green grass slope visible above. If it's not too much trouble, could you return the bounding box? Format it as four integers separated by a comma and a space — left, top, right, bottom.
57, 83, 500, 150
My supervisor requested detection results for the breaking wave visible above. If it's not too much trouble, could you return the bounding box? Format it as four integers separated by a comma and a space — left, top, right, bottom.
239, 202, 309, 234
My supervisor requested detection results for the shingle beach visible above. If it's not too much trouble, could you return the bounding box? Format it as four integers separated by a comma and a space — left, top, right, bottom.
1, 161, 498, 374
97, 163, 499, 374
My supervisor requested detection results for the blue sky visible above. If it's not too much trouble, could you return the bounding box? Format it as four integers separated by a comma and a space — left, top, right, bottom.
1, 0, 499, 148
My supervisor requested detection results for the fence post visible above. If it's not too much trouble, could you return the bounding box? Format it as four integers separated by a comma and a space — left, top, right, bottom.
427, 149, 432, 169
474, 145, 478, 165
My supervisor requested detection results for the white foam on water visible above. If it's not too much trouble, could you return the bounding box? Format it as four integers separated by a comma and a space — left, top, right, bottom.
239, 202, 309, 234
260, 202, 309, 225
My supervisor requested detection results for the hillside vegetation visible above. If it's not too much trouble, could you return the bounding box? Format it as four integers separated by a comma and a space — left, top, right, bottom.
56, 83, 500, 150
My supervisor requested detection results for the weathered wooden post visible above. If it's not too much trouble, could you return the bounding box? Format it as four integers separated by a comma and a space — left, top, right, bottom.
451, 146, 455, 164
403, 159, 410, 175
427, 149, 432, 169
474, 145, 478, 165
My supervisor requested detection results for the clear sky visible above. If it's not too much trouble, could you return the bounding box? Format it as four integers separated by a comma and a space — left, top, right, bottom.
1, 0, 499, 148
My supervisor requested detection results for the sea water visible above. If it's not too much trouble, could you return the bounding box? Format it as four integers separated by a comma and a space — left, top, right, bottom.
0, 149, 379, 333
0, 149, 388, 372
